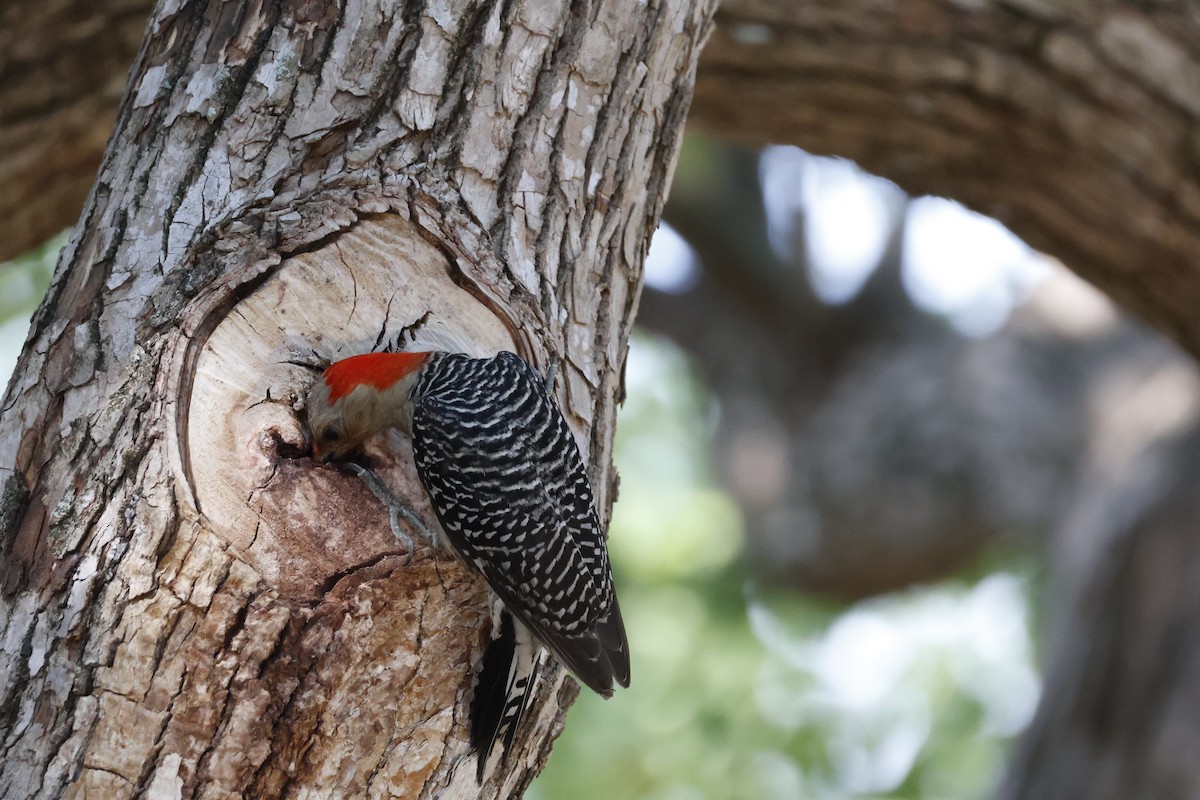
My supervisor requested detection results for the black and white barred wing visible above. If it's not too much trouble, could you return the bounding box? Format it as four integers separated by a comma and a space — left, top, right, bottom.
411, 352, 630, 695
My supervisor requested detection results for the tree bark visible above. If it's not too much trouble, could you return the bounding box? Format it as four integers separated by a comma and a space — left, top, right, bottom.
0, 1, 714, 797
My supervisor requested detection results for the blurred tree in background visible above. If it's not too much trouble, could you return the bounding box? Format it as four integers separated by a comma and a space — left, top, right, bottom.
5, 1, 1200, 798
538, 133, 1200, 799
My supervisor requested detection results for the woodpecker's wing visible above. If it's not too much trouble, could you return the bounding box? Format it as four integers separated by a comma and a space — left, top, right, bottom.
410, 352, 630, 695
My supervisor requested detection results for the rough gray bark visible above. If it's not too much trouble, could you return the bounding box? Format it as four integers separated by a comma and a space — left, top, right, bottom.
0, 1, 715, 797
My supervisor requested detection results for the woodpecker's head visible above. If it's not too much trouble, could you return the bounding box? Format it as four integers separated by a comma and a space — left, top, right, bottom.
305, 351, 433, 461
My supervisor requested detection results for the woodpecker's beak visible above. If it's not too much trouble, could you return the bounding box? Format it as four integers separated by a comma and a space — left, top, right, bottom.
312, 441, 347, 463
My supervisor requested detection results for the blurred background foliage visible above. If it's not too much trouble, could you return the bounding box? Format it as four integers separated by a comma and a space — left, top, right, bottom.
0, 234, 58, 383
4, 133, 1196, 799
535, 333, 1039, 799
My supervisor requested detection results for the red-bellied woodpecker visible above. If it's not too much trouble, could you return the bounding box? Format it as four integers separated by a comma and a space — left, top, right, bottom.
305, 349, 630, 779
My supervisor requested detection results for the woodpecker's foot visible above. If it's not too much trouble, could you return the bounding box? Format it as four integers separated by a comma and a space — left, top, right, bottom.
346, 464, 438, 563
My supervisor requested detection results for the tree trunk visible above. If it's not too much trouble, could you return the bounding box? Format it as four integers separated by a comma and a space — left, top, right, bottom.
0, 1, 715, 797
1000, 413, 1200, 800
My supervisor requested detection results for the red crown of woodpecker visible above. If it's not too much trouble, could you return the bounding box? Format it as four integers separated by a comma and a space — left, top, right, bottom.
323, 351, 432, 401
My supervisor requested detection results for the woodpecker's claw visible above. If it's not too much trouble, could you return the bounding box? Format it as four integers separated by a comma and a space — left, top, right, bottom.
346, 464, 439, 564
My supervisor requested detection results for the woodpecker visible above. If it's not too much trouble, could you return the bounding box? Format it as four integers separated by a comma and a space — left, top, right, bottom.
305, 349, 630, 778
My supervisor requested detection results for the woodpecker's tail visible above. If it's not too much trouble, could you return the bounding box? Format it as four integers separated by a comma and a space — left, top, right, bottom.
471, 612, 538, 783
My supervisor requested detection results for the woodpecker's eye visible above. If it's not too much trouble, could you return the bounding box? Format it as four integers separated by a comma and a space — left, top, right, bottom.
319, 425, 342, 444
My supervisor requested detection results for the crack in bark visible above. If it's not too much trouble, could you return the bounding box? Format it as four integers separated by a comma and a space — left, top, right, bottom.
81, 764, 135, 786
0, 622, 36, 756
358, 0, 428, 148
488, 1, 581, 264
316, 551, 409, 598
430, 0, 503, 172
535, 80, 574, 324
